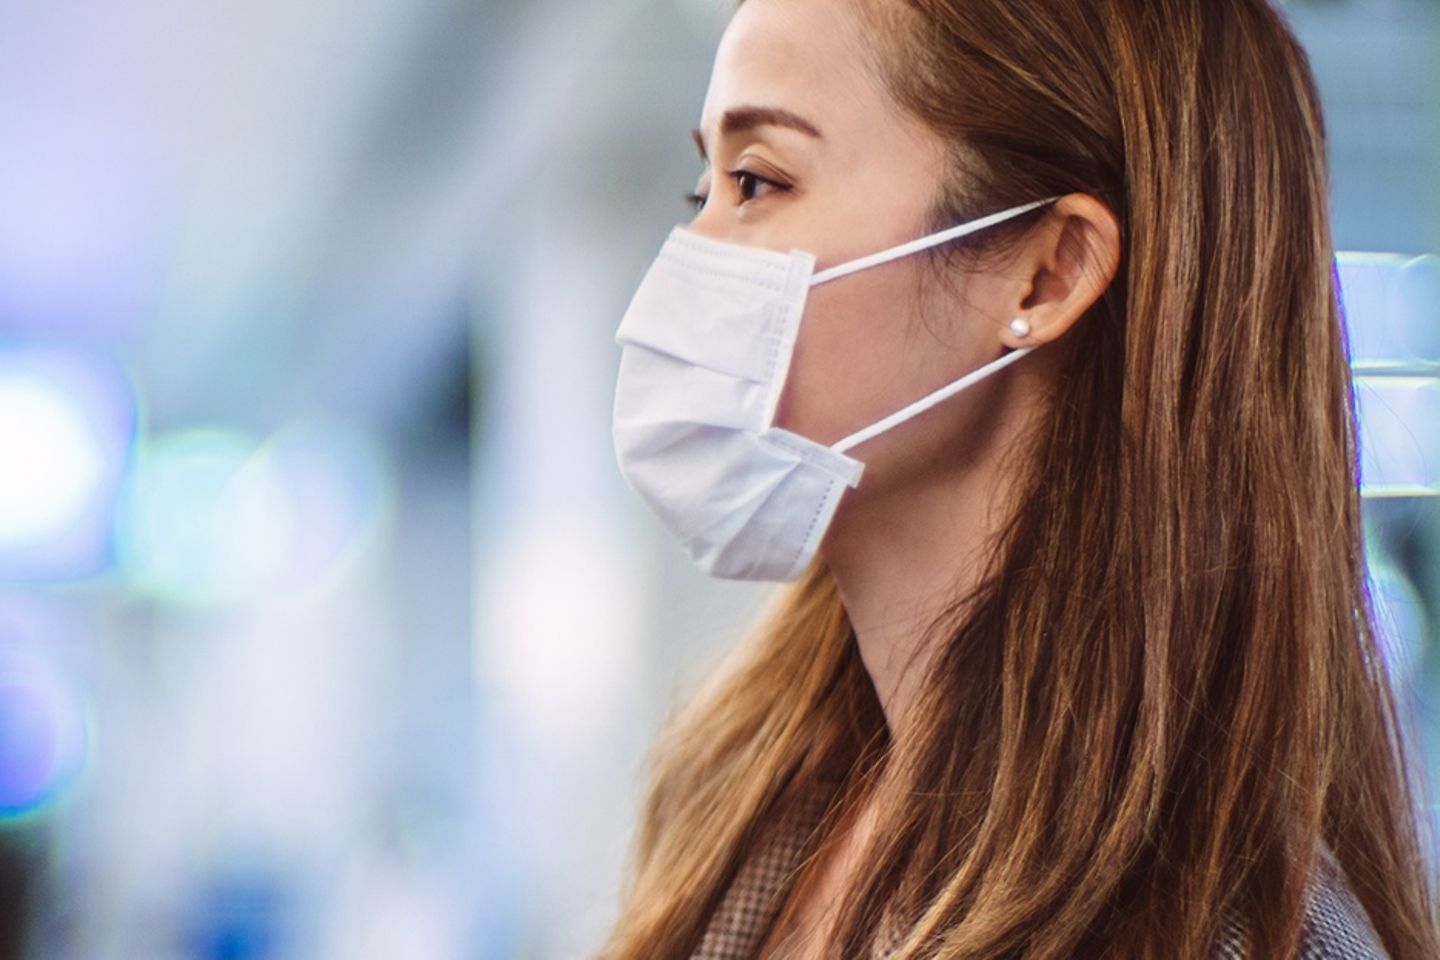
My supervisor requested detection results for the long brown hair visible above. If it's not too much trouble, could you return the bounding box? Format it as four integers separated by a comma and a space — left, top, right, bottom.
601, 0, 1440, 957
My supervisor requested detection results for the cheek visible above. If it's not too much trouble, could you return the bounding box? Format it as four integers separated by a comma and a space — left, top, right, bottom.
774, 267, 931, 446
774, 266, 1003, 455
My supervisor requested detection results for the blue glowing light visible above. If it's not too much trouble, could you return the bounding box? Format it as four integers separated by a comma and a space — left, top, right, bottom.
0, 644, 87, 820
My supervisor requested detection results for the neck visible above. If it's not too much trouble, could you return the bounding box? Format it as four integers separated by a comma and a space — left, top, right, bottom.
820, 367, 1040, 745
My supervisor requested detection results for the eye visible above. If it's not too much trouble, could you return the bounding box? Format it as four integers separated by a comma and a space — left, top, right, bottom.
731, 169, 788, 204
683, 169, 790, 215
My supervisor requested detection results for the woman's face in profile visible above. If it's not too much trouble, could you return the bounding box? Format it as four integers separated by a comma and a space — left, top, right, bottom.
690, 0, 1025, 493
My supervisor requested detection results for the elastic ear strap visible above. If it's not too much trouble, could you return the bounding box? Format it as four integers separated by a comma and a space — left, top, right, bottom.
809, 196, 1061, 286
832, 347, 1035, 454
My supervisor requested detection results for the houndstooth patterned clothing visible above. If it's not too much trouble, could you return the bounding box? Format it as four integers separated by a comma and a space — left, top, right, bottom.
691, 784, 1391, 959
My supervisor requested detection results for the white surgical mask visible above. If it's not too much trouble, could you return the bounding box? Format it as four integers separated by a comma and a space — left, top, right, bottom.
612, 197, 1058, 582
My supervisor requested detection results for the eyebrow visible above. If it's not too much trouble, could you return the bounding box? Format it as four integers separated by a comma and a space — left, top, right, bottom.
690, 105, 824, 160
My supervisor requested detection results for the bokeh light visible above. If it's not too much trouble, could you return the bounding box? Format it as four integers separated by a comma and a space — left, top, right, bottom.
114, 429, 261, 607
114, 421, 392, 608
0, 374, 104, 548
0, 346, 137, 582
0, 642, 88, 822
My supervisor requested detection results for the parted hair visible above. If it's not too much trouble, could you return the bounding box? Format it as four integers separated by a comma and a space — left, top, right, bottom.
600, 0, 1440, 957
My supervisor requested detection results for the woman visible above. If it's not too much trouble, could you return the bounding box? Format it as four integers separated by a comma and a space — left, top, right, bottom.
603, 0, 1439, 957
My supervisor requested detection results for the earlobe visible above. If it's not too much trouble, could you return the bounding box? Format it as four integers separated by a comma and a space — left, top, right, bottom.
999, 315, 1033, 350
1010, 194, 1122, 347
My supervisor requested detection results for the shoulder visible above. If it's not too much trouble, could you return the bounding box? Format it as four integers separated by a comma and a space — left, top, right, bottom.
1213, 844, 1391, 959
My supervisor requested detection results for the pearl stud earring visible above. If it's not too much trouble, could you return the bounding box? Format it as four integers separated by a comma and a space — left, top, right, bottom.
1009, 317, 1032, 338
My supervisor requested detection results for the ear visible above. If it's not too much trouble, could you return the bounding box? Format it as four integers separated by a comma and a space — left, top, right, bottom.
997, 194, 1121, 349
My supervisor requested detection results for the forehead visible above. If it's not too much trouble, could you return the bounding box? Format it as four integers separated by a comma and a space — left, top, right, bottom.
697, 0, 888, 150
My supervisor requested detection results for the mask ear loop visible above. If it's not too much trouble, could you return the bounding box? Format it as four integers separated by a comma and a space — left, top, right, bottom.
811, 196, 1060, 455
831, 346, 1034, 454
809, 196, 1060, 285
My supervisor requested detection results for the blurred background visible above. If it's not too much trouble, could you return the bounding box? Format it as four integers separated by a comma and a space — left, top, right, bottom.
0, 0, 1434, 956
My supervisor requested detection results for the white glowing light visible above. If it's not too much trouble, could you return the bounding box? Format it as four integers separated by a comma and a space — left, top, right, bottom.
481, 520, 644, 746
0, 374, 106, 549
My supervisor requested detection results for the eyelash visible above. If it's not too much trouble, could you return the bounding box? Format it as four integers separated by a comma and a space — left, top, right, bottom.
685, 170, 791, 213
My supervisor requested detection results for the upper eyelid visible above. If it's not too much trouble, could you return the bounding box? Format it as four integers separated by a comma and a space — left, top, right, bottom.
733, 168, 786, 187
691, 127, 794, 173
700, 168, 789, 195
697, 166, 790, 188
